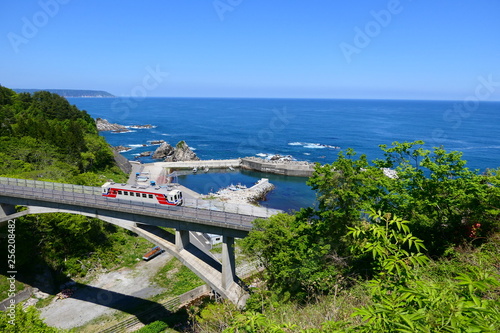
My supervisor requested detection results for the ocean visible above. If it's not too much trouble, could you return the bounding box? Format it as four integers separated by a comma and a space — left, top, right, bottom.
67, 97, 500, 212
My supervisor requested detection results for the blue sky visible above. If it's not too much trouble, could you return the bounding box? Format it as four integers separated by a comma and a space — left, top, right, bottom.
1, 0, 499, 100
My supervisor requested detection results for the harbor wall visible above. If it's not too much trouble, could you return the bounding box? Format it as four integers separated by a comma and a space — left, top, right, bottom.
240, 157, 315, 177
155, 159, 241, 169
139, 158, 315, 179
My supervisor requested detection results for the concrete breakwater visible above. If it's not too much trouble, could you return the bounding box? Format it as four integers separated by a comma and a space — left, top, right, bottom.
156, 159, 241, 170
240, 157, 315, 177
206, 178, 276, 205
158, 157, 315, 177
136, 157, 315, 185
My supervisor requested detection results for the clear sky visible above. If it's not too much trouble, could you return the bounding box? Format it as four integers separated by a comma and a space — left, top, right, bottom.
1, 0, 499, 100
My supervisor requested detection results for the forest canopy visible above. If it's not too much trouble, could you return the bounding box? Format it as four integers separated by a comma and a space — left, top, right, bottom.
0, 85, 122, 184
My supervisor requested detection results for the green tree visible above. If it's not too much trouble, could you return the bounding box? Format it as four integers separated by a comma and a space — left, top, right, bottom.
346, 212, 500, 333
373, 141, 499, 253
0, 305, 60, 332
307, 141, 499, 255
242, 213, 345, 301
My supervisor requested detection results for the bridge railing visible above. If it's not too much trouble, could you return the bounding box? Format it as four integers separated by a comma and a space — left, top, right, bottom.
183, 198, 281, 218
0, 177, 100, 195
0, 177, 282, 218
0, 177, 280, 230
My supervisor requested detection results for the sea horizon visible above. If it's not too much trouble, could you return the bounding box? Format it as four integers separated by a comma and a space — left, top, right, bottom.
65, 94, 500, 103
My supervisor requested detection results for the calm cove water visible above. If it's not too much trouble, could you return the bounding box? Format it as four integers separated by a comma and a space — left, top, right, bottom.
68, 98, 500, 211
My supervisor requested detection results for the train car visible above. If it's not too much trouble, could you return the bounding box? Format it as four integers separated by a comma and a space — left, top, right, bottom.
101, 182, 183, 206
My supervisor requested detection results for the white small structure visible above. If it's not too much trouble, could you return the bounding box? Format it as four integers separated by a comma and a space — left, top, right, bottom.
205, 233, 223, 247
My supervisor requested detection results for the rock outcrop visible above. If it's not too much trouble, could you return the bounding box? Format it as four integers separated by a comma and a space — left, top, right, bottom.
95, 118, 128, 132
113, 145, 132, 153
152, 142, 175, 159
171, 141, 199, 162
96, 118, 154, 132
152, 140, 199, 162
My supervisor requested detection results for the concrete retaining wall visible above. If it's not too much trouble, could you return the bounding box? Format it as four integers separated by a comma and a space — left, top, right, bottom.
240, 157, 315, 177
0, 288, 33, 311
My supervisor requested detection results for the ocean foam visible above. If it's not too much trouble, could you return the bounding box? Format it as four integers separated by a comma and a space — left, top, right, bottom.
110, 130, 135, 134
288, 141, 339, 149
304, 144, 326, 149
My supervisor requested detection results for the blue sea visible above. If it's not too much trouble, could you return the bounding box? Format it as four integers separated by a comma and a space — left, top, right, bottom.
68, 98, 500, 212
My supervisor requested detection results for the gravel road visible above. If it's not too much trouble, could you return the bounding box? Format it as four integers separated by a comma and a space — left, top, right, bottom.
40, 251, 172, 330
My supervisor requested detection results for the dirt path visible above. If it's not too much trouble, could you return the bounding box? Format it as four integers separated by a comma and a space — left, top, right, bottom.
40, 252, 172, 330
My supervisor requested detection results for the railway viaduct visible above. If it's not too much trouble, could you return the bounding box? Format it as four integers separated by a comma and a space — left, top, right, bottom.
0, 177, 271, 307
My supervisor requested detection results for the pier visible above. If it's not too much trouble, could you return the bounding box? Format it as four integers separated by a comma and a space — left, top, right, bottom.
240, 157, 315, 177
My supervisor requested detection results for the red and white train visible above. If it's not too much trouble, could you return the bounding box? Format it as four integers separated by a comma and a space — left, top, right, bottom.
101, 182, 183, 206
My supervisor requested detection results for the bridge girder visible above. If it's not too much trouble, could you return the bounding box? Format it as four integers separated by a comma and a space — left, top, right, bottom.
0, 196, 251, 307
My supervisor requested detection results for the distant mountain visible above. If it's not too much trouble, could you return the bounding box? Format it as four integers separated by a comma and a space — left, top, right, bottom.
14, 89, 115, 98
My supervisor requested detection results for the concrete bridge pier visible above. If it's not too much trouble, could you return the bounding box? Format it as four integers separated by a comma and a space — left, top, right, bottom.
221, 236, 236, 290
175, 229, 190, 251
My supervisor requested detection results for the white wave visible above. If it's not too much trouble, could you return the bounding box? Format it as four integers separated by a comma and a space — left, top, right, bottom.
304, 144, 326, 149
128, 144, 147, 148
460, 146, 500, 150
289, 141, 340, 149
303, 153, 311, 155
127, 125, 157, 129
256, 153, 268, 157
110, 130, 135, 134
